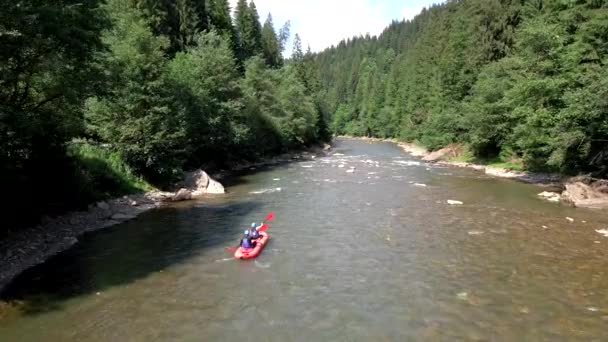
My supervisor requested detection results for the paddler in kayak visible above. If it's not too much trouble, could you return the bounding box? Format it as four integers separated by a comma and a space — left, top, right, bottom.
240, 230, 256, 249
249, 222, 261, 239
240, 223, 262, 249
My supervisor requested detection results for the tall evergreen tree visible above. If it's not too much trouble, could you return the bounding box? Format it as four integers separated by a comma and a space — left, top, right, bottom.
191, 0, 208, 31
261, 14, 282, 67
206, 0, 238, 56
292, 33, 304, 61
175, 0, 202, 49
207, 0, 234, 37
234, 0, 263, 62
278, 21, 291, 53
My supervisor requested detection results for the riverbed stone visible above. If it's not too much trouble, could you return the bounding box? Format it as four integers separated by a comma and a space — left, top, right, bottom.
110, 213, 137, 221
538, 191, 562, 203
206, 179, 225, 194
562, 177, 608, 209
173, 188, 192, 201
97, 201, 110, 210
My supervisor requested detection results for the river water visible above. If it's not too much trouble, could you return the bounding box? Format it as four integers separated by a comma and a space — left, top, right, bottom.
1, 139, 608, 341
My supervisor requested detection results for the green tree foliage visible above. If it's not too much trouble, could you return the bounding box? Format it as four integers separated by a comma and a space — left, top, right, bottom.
316, 0, 608, 174
261, 14, 282, 67
0, 0, 105, 229
166, 31, 247, 166
0, 0, 329, 231
207, 0, 237, 52
85, 0, 185, 182
131, 0, 207, 53
241, 57, 321, 150
234, 0, 263, 62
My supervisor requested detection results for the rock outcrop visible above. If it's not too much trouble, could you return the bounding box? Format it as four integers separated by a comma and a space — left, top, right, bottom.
562, 177, 608, 209
181, 169, 225, 197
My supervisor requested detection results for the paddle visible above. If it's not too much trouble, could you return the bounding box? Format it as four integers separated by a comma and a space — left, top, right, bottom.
226, 212, 274, 251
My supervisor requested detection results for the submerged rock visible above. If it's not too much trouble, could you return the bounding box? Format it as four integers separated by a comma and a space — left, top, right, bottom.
595, 229, 608, 238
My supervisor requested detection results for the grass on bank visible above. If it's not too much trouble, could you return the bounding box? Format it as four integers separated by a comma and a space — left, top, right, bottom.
69, 142, 153, 201
447, 146, 525, 171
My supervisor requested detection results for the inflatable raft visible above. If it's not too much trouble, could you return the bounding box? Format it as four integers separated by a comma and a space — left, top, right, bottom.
234, 232, 269, 259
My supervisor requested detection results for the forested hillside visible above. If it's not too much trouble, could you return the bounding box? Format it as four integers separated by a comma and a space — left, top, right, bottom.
316, 0, 608, 175
1, 0, 329, 230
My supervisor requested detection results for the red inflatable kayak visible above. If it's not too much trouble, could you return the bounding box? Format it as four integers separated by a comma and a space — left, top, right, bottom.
234, 232, 269, 259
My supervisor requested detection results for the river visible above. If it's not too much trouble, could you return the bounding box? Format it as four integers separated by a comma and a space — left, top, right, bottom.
1, 138, 608, 341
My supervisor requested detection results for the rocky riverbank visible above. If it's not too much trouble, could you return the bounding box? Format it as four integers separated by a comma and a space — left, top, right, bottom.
0, 169, 224, 293
0, 144, 331, 293
338, 136, 608, 209
398, 142, 608, 209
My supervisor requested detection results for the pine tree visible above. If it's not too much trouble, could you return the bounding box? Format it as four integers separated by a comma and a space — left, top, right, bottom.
234, 0, 263, 62
292, 33, 304, 61
207, 0, 234, 37
191, 0, 208, 31
278, 21, 291, 53
175, 0, 202, 49
206, 0, 238, 55
261, 14, 282, 67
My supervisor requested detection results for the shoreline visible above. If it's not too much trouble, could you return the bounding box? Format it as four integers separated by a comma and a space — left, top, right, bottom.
0, 144, 330, 294
337, 135, 563, 184
338, 136, 608, 209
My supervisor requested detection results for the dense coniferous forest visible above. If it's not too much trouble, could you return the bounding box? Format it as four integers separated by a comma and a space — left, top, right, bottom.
3, 0, 608, 232
315, 0, 608, 175
1, 0, 329, 231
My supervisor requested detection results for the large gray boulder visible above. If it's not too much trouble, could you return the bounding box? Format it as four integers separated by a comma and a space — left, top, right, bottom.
186, 169, 225, 196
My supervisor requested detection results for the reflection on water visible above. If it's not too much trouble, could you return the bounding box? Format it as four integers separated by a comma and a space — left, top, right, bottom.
1, 139, 608, 341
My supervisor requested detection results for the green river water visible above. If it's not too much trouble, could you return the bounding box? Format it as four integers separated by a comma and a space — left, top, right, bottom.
1, 138, 607, 341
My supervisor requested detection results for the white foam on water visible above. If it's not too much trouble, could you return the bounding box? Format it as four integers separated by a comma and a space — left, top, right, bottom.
215, 258, 234, 263
393, 160, 422, 166
249, 187, 282, 194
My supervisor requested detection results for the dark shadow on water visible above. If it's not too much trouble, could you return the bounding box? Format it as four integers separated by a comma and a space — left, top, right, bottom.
0, 200, 264, 316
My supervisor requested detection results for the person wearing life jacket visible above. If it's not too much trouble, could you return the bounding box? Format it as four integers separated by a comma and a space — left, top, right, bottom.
240, 230, 255, 249
248, 222, 260, 239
